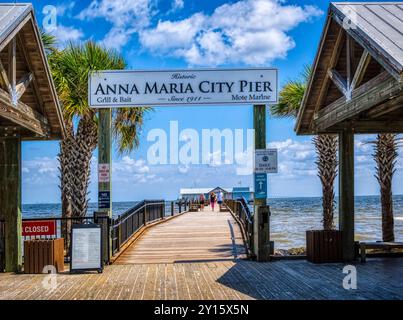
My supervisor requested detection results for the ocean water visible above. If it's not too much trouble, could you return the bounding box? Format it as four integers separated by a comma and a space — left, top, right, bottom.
22, 195, 403, 249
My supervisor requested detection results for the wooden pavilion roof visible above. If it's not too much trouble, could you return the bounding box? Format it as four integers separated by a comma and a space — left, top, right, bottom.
295, 2, 403, 135
0, 3, 65, 140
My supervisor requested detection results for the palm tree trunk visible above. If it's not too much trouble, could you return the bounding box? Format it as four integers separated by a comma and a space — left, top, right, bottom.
59, 120, 74, 249
71, 115, 98, 218
313, 134, 338, 230
374, 134, 397, 242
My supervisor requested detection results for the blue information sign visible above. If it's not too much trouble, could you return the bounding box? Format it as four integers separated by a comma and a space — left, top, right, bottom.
98, 191, 110, 209
254, 173, 267, 199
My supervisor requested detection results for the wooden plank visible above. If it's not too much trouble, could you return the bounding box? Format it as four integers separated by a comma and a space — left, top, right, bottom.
114, 208, 246, 264
366, 95, 403, 119
350, 50, 371, 91
0, 137, 22, 272
16, 33, 44, 115
342, 120, 403, 133
314, 72, 402, 131
1, 258, 403, 299
328, 69, 348, 98
8, 38, 16, 100
0, 58, 12, 94
309, 27, 345, 131
339, 127, 355, 261
15, 72, 33, 100
0, 88, 50, 137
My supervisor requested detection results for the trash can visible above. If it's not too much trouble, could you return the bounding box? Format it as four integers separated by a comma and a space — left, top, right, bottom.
24, 238, 64, 274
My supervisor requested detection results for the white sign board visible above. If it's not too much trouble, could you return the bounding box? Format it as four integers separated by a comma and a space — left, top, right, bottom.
71, 225, 102, 272
98, 163, 110, 183
89, 68, 278, 107
255, 149, 278, 173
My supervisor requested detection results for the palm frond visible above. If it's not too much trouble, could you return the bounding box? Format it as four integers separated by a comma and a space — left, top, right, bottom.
113, 107, 152, 154
270, 65, 311, 118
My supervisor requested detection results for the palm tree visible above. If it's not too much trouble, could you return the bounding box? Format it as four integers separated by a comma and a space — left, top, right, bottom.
48, 41, 149, 218
270, 66, 338, 230
40, 30, 57, 55
371, 134, 399, 242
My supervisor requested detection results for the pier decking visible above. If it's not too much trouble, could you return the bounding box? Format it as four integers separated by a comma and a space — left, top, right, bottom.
1, 258, 402, 300
1, 208, 402, 300
115, 208, 246, 264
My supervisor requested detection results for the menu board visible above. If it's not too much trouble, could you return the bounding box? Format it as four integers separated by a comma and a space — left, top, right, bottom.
70, 224, 102, 273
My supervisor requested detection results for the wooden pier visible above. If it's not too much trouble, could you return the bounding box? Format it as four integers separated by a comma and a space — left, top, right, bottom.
1, 258, 402, 300
115, 207, 247, 264
0, 207, 402, 300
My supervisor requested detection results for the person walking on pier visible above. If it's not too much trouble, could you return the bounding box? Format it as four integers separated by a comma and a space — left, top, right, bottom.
200, 194, 205, 211
210, 192, 216, 211
217, 190, 223, 211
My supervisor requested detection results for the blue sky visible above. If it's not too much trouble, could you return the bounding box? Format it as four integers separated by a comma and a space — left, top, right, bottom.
20, 0, 402, 203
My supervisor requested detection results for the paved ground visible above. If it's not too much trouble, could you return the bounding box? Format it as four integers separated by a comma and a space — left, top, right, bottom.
115, 208, 246, 264
0, 258, 402, 300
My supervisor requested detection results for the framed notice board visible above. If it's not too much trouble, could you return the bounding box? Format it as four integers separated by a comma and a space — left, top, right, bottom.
70, 223, 103, 273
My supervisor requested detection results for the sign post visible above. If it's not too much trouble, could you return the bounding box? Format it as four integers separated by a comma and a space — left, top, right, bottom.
98, 108, 112, 261
253, 105, 271, 262
88, 68, 279, 263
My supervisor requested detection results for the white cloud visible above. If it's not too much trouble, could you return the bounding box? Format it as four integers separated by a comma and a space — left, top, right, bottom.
178, 164, 190, 174
78, 0, 155, 50
56, 2, 76, 17
139, 0, 322, 66
22, 157, 59, 185
171, 0, 184, 12
50, 25, 84, 47
114, 156, 150, 174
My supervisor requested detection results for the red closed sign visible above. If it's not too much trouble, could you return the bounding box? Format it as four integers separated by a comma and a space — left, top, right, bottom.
22, 220, 56, 237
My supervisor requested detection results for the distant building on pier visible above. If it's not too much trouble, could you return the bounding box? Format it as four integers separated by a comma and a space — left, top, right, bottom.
179, 186, 253, 202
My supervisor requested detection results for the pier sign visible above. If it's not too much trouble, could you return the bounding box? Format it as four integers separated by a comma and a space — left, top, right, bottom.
22, 220, 56, 237
254, 173, 267, 199
89, 68, 277, 107
98, 163, 110, 183
255, 149, 278, 174
98, 191, 111, 209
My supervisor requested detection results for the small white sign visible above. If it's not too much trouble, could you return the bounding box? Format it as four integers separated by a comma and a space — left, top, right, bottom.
89, 68, 278, 107
255, 149, 278, 173
98, 164, 110, 183
71, 226, 102, 271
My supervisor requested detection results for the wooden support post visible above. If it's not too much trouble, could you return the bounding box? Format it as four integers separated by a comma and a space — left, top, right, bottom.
0, 137, 22, 272
253, 104, 270, 261
98, 108, 112, 260
339, 127, 355, 261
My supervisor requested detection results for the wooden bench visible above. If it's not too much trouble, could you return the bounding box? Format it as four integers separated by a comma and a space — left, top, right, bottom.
360, 242, 403, 262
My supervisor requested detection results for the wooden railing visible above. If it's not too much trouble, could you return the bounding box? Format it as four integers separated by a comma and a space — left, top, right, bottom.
225, 198, 253, 257
111, 200, 190, 255
0, 200, 191, 270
